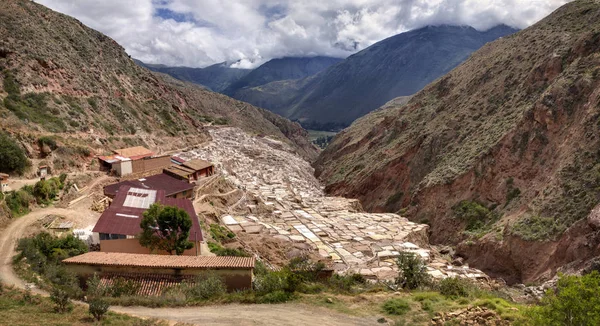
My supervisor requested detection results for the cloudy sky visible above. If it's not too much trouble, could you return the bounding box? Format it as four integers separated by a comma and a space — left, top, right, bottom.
37, 0, 570, 68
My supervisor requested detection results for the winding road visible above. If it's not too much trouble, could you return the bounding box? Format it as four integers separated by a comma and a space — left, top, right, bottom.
0, 208, 378, 325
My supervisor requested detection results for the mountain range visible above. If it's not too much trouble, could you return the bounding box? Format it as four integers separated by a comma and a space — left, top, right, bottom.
141, 25, 518, 130
315, 0, 600, 284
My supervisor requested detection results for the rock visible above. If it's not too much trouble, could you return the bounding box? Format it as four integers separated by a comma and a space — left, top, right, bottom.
452, 257, 465, 266
587, 205, 600, 230
326, 297, 334, 304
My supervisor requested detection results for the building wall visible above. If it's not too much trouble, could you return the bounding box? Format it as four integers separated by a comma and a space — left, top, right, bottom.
66, 264, 253, 292
100, 238, 204, 256
112, 161, 133, 176
131, 156, 171, 174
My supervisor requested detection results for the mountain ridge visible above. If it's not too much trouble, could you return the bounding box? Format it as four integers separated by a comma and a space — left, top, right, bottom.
315, 0, 600, 283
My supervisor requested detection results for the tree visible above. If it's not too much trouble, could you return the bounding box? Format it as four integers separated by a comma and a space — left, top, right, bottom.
395, 251, 430, 290
530, 271, 600, 325
139, 203, 194, 255
0, 132, 30, 175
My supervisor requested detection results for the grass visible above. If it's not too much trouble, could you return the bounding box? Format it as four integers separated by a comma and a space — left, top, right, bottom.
0, 286, 167, 325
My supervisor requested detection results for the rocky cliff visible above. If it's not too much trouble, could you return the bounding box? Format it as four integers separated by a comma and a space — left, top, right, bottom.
315, 0, 600, 284
0, 0, 317, 163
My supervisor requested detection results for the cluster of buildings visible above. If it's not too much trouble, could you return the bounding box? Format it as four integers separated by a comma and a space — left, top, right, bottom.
63, 146, 255, 293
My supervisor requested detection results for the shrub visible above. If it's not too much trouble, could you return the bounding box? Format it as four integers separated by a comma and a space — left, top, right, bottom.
382, 298, 411, 315
109, 277, 140, 297
184, 274, 226, 300
438, 277, 470, 298
511, 215, 560, 241
257, 290, 293, 303
37, 136, 58, 151
254, 271, 289, 295
207, 241, 249, 257
5, 189, 33, 216
89, 298, 110, 321
86, 274, 106, 298
453, 200, 498, 231
327, 273, 364, 293
0, 132, 30, 175
50, 287, 73, 313
33, 179, 60, 203
529, 271, 600, 325
209, 223, 236, 242
395, 251, 430, 290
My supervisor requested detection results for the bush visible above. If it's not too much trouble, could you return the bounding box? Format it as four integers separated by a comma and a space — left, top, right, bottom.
327, 273, 364, 293
207, 241, 249, 257
453, 200, 498, 231
184, 274, 226, 300
395, 251, 430, 290
382, 298, 411, 315
50, 287, 73, 313
254, 271, 289, 295
109, 277, 140, 297
529, 271, 600, 325
257, 290, 293, 303
0, 132, 30, 175
88, 298, 110, 321
209, 223, 236, 242
511, 215, 560, 241
438, 277, 470, 298
5, 189, 33, 216
37, 136, 58, 151
15, 232, 87, 289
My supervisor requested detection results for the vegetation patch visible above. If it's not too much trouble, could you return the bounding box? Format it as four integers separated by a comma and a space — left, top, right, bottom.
382, 298, 411, 315
511, 215, 562, 241
453, 200, 499, 235
0, 132, 31, 175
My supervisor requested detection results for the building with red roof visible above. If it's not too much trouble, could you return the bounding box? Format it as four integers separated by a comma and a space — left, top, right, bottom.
93, 185, 204, 256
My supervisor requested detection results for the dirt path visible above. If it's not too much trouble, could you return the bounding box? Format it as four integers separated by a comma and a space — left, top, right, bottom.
0, 208, 84, 293
112, 304, 378, 326
0, 208, 378, 326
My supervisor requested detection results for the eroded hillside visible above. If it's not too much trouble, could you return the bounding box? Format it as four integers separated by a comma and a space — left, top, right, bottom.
315, 0, 600, 284
0, 0, 316, 167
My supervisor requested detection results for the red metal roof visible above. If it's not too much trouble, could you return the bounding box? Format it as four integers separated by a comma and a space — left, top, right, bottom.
63, 252, 255, 269
103, 173, 194, 198
93, 185, 203, 241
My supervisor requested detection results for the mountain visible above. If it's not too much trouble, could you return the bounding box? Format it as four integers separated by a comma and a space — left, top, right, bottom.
315, 0, 600, 284
231, 25, 518, 130
223, 56, 342, 95
134, 60, 250, 93
0, 0, 317, 166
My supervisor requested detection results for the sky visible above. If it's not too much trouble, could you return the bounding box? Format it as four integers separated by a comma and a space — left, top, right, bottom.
37, 0, 571, 69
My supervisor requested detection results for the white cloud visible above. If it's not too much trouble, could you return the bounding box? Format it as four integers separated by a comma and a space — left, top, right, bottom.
36, 0, 571, 68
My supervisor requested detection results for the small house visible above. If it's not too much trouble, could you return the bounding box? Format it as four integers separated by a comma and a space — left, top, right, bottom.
164, 159, 214, 182
93, 185, 203, 256
0, 173, 9, 193
63, 252, 255, 292
98, 146, 171, 177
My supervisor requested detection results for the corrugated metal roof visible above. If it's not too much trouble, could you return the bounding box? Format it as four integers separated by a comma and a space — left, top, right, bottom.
63, 252, 255, 269
164, 165, 195, 178
93, 185, 202, 241
182, 159, 213, 171
103, 173, 194, 198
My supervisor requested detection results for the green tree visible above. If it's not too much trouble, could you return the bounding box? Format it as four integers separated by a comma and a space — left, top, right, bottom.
530, 271, 600, 325
395, 251, 430, 290
0, 132, 30, 175
139, 203, 194, 255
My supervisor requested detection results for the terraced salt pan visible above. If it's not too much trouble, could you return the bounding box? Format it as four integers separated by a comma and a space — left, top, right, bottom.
178, 128, 488, 281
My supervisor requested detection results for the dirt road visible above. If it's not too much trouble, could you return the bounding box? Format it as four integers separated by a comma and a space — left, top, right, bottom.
0, 208, 84, 293
112, 304, 378, 326
0, 208, 378, 325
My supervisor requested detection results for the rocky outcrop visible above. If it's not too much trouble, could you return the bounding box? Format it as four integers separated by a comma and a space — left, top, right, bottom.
315, 0, 600, 283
